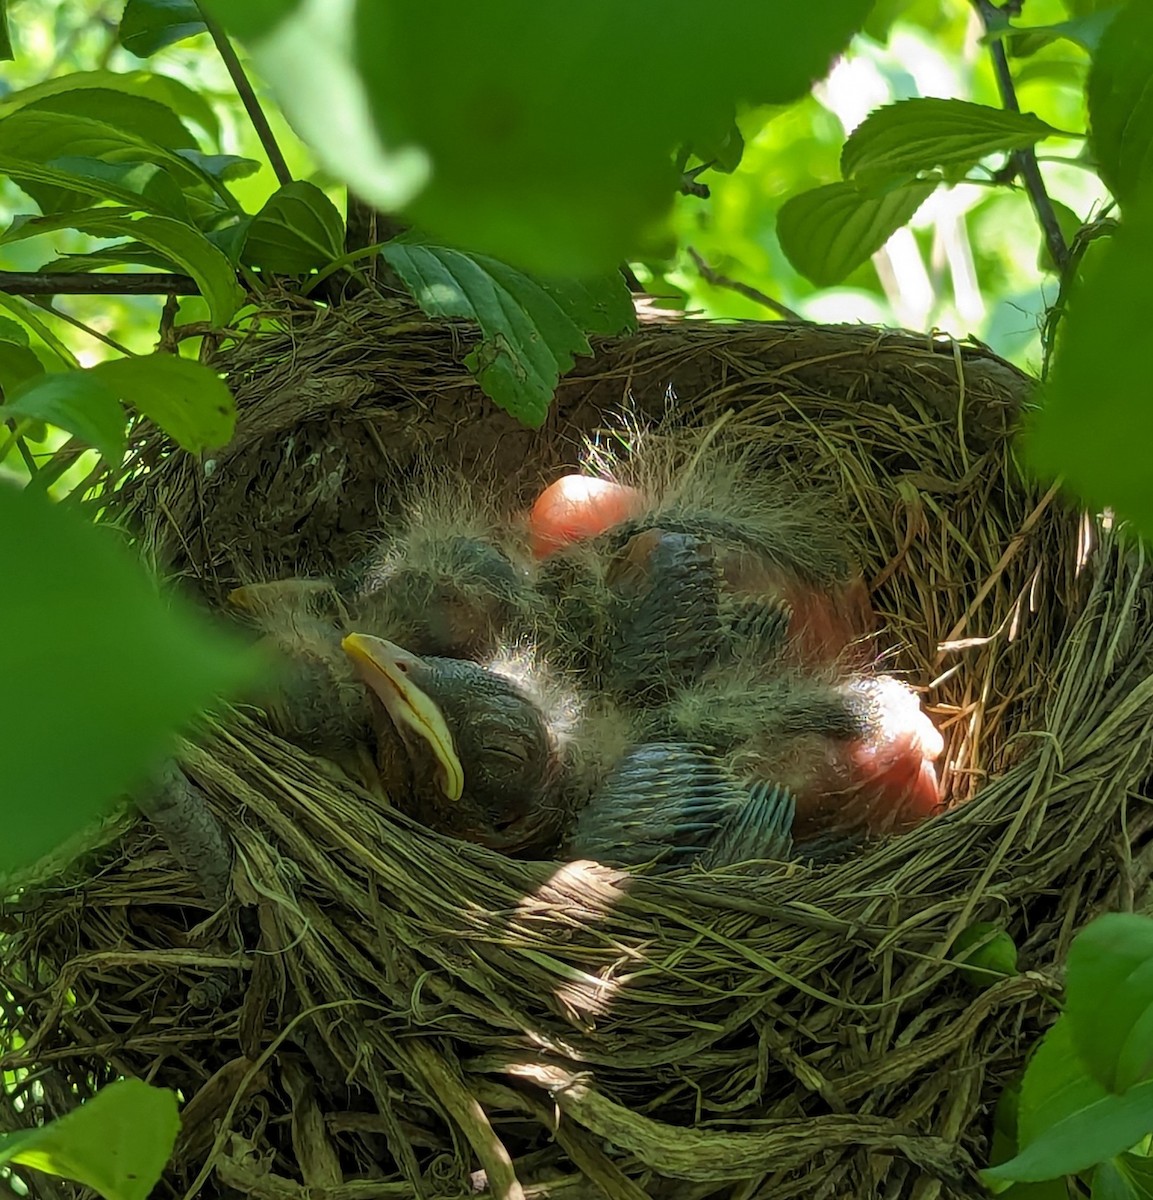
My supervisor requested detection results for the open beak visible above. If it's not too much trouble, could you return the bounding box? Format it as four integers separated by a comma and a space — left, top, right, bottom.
341, 633, 465, 801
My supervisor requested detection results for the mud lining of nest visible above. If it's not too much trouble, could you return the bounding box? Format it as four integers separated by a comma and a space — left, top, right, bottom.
5, 296, 1153, 1200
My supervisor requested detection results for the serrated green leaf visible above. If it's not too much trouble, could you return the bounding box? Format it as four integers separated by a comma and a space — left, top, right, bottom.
380, 243, 635, 426
0, 1079, 178, 1200
1088, 1, 1153, 205
63, 213, 242, 326
203, 0, 872, 275
243, 180, 344, 272
1, 370, 126, 464
0, 484, 254, 873
777, 180, 935, 285
0, 69, 221, 144
1066, 915, 1153, 1094
1026, 195, 1153, 538
982, 1016, 1153, 1187
0, 315, 30, 346
90, 354, 236, 452
119, 0, 207, 56
841, 98, 1068, 187
3, 207, 140, 244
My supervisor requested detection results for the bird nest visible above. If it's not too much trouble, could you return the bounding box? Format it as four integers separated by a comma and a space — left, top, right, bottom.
6, 295, 1153, 1200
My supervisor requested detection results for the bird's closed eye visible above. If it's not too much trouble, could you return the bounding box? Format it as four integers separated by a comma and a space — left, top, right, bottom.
486, 745, 529, 765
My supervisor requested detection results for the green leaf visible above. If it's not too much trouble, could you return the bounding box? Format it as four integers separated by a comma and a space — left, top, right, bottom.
1037, 201, 1083, 274
0, 0, 12, 62
1066, 915, 1153, 1094
1026, 196, 1153, 539
0, 344, 47, 395
243, 180, 344, 272
203, 0, 872, 275
18, 90, 198, 151
0, 315, 30, 345
982, 1016, 1153, 1186
40, 244, 184, 274
1, 371, 127, 464
950, 921, 1019, 987
380, 243, 635, 427
64, 213, 242, 326
1093, 1153, 1153, 1200
0, 484, 254, 874
0, 1079, 178, 1200
175, 149, 261, 182
841, 98, 1068, 187
0, 69, 221, 144
0, 110, 208, 192
777, 180, 936, 285
1004, 12, 1118, 56
1087, 1, 1153, 205
90, 354, 236, 452
0, 156, 190, 219
119, 0, 207, 56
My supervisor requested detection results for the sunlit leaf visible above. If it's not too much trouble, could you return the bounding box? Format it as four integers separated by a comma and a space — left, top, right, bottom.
0, 110, 207, 191
0, 1079, 178, 1200
0, 156, 189, 219
1087, 0, 1153, 205
17, 89, 198, 151
1, 371, 127, 464
1066, 914, 1153, 1094
841, 99, 1068, 187
91, 354, 236, 452
0, 69, 221, 144
777, 180, 935, 285
203, 0, 872, 274
243, 180, 344, 272
1026, 196, 1153, 539
1005, 12, 1118, 55
380, 242, 635, 426
119, 0, 207, 56
982, 1016, 1153, 1187
0, 485, 253, 872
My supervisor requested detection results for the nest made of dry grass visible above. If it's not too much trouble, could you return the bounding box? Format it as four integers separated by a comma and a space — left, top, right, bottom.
5, 295, 1153, 1200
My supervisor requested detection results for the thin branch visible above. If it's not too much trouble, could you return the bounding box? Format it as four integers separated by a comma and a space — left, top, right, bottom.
195, 3, 293, 188
0, 271, 201, 295
971, 0, 1069, 273
687, 247, 805, 322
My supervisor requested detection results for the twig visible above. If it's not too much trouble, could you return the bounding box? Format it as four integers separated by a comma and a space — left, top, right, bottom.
0, 271, 201, 296
971, 0, 1069, 273
195, 3, 293, 188
687, 247, 805, 322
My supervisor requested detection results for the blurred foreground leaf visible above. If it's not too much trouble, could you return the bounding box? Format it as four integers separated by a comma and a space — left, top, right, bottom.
204, 0, 872, 274
0, 483, 253, 873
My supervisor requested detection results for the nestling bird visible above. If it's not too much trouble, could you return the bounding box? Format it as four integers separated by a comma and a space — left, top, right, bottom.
530, 434, 879, 688
341, 632, 618, 854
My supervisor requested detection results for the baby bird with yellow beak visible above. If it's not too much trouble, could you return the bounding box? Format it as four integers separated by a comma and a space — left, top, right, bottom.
341, 633, 569, 854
